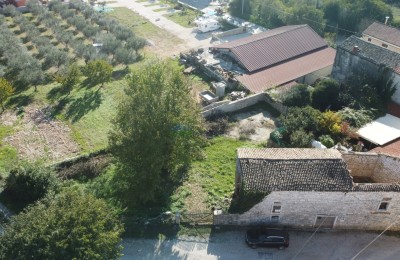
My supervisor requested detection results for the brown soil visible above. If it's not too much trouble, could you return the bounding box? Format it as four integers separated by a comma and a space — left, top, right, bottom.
2, 105, 80, 163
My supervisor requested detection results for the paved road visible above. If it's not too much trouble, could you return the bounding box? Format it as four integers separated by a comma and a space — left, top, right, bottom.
122, 230, 400, 259
109, 0, 214, 54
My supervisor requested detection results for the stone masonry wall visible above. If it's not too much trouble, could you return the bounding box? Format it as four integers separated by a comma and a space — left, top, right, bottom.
215, 191, 400, 231
342, 152, 400, 183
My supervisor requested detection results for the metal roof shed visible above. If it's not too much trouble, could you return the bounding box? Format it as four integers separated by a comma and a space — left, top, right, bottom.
357, 114, 400, 145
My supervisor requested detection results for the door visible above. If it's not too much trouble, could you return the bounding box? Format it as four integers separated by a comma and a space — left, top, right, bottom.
314, 215, 336, 229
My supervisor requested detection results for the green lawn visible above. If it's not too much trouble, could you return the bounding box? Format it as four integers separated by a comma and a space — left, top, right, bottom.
0, 125, 18, 178
106, 7, 183, 51
163, 8, 201, 28
184, 137, 262, 212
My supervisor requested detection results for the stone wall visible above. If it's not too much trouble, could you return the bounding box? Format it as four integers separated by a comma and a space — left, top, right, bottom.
215, 191, 400, 231
342, 152, 400, 183
212, 27, 246, 42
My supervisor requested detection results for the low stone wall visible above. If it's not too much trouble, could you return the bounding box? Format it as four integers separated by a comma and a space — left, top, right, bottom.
211, 27, 246, 42
342, 152, 400, 183
202, 92, 266, 117
202, 93, 287, 117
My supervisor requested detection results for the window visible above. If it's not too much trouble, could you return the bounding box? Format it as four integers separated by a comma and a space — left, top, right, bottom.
271, 216, 279, 223
382, 43, 388, 48
378, 202, 389, 211
368, 38, 371, 42
272, 203, 281, 213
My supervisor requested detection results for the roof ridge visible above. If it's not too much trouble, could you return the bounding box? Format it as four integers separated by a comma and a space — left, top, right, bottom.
231, 24, 308, 49
367, 21, 400, 33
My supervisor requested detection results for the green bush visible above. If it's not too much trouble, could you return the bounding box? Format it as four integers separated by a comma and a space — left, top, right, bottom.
289, 129, 313, 148
319, 135, 335, 148
311, 79, 341, 111
282, 84, 311, 107
3, 162, 59, 205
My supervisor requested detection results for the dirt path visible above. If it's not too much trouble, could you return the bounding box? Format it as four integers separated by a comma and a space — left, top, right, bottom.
109, 0, 214, 56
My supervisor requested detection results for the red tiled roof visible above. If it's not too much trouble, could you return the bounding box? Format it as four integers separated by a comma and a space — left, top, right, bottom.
363, 22, 400, 47
212, 25, 328, 72
370, 138, 400, 158
236, 47, 336, 93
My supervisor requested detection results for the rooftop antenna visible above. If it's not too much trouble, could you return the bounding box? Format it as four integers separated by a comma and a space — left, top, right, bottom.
385, 16, 390, 25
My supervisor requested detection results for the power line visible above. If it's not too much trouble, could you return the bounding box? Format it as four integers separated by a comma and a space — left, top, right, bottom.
350, 216, 400, 260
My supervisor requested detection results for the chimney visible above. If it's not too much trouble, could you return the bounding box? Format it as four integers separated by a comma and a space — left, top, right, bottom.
385, 16, 390, 25
352, 46, 360, 53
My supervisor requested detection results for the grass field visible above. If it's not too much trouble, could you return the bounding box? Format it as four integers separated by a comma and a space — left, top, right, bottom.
182, 137, 262, 212
163, 8, 200, 28
392, 6, 400, 20
107, 7, 183, 55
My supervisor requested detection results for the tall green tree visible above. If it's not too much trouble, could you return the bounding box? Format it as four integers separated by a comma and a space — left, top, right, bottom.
0, 77, 14, 111
55, 63, 82, 94
0, 188, 124, 259
108, 59, 205, 207
84, 60, 113, 87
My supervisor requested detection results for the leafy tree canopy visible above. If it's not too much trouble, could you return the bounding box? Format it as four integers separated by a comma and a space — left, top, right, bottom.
84, 60, 113, 87
282, 84, 311, 107
0, 77, 14, 111
0, 188, 124, 260
311, 79, 340, 111
108, 59, 205, 208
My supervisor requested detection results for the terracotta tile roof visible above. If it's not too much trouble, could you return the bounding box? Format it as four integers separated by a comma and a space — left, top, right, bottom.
212, 24, 328, 72
363, 22, 400, 47
236, 47, 336, 93
339, 36, 400, 72
370, 138, 400, 158
238, 148, 342, 160
237, 148, 353, 192
387, 102, 400, 118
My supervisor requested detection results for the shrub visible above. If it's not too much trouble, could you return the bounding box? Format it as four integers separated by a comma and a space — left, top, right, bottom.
3, 162, 59, 205
337, 107, 374, 128
319, 134, 335, 148
318, 110, 342, 136
311, 79, 341, 111
205, 115, 230, 137
290, 129, 313, 148
282, 84, 311, 107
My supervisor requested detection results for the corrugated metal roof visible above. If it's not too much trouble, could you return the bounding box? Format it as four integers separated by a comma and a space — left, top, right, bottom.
212, 24, 328, 72
237, 148, 342, 160
363, 22, 400, 47
236, 47, 336, 93
357, 114, 400, 145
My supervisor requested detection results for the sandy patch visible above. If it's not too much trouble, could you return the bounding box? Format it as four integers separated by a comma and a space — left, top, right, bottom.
2, 105, 80, 163
226, 109, 277, 142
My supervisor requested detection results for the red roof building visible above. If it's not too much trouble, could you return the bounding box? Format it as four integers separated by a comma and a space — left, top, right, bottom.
211, 25, 336, 93
362, 22, 400, 54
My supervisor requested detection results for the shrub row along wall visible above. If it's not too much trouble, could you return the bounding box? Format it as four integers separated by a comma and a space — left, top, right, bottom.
342, 152, 400, 183
202, 93, 287, 117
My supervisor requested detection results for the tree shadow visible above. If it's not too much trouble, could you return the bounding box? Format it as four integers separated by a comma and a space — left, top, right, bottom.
6, 93, 34, 109
65, 90, 103, 123
81, 77, 100, 89
112, 67, 130, 81
46, 85, 67, 102
51, 96, 73, 117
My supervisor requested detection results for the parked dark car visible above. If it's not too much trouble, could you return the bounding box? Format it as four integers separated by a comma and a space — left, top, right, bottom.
245, 228, 289, 249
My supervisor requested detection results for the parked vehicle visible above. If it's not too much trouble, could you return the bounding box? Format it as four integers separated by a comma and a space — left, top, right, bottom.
245, 228, 289, 249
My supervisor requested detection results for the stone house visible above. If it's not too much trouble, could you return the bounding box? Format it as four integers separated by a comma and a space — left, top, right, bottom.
362, 22, 400, 54
214, 148, 400, 231
332, 35, 400, 104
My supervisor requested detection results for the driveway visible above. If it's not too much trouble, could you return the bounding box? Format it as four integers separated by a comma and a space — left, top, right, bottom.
122, 230, 400, 259
109, 0, 214, 55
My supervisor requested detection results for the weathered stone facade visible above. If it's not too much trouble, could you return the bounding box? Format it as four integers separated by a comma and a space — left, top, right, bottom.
216, 150, 400, 231
343, 152, 400, 183
215, 191, 400, 231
